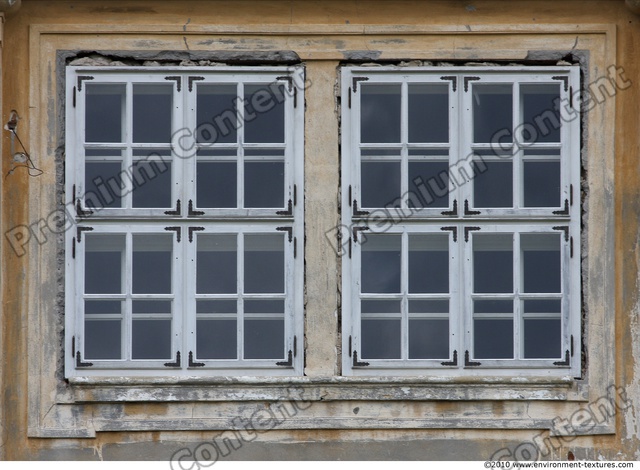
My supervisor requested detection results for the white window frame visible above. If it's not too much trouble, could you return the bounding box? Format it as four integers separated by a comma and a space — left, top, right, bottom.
65, 66, 305, 377
341, 66, 581, 377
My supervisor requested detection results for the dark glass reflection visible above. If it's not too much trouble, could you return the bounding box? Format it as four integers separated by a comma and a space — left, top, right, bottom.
361, 161, 401, 208
409, 319, 449, 359
361, 319, 401, 359
84, 320, 121, 359
132, 319, 172, 359
360, 84, 401, 143
133, 85, 172, 143
361, 235, 401, 294
408, 84, 449, 143
197, 235, 237, 294
474, 319, 513, 359
473, 84, 513, 143
85, 84, 125, 143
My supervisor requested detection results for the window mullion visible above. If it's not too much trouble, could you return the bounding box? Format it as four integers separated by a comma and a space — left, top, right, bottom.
237, 82, 245, 209
237, 231, 245, 361
401, 80, 409, 210
401, 229, 409, 361
462, 223, 473, 363
124, 231, 133, 362
513, 81, 522, 210
124, 80, 134, 210
513, 230, 522, 360
458, 74, 473, 212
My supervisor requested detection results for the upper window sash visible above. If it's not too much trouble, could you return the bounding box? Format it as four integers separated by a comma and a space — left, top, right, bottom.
67, 67, 303, 220
343, 67, 580, 220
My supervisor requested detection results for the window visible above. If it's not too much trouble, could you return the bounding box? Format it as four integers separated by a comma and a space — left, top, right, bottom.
65, 67, 304, 377
341, 66, 581, 376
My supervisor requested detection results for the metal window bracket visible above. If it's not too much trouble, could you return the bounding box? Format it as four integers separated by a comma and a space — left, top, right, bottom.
77, 76, 94, 91
441, 199, 458, 216
165, 76, 182, 92
352, 77, 370, 93
164, 351, 181, 367
276, 199, 293, 216
188, 351, 205, 367
553, 350, 571, 366
276, 350, 293, 367
188, 76, 204, 92
441, 350, 458, 366
276, 226, 293, 242
164, 226, 182, 242
440, 226, 458, 242
464, 350, 481, 366
352, 350, 370, 367
353, 199, 370, 217
553, 199, 570, 216
464, 226, 481, 242
188, 227, 205, 242
464, 199, 481, 215
440, 75, 458, 91
165, 199, 181, 216
75, 351, 93, 368
188, 199, 204, 216
76, 226, 94, 243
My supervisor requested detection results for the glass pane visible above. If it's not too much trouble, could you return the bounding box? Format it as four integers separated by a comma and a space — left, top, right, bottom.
197, 319, 237, 359
473, 161, 513, 208
85, 160, 123, 209
409, 319, 449, 359
244, 318, 284, 359
524, 319, 561, 358
244, 234, 285, 294
84, 320, 121, 359
360, 84, 401, 143
85, 234, 125, 294
132, 300, 172, 314
474, 319, 513, 359
409, 234, 449, 293
197, 85, 237, 144
523, 161, 560, 207
196, 299, 238, 314
521, 84, 561, 143
85, 84, 125, 143
132, 234, 172, 294
132, 319, 172, 359
244, 161, 284, 208
197, 235, 237, 294
361, 234, 401, 294
131, 156, 172, 208
361, 161, 400, 208
361, 319, 401, 359
245, 300, 285, 314
473, 84, 513, 143
244, 84, 285, 144
522, 234, 561, 293
85, 300, 122, 315
473, 235, 513, 294
408, 84, 449, 143
408, 161, 450, 208
409, 300, 449, 314
133, 84, 172, 143
361, 300, 401, 314
197, 161, 237, 208
474, 300, 513, 314
523, 299, 561, 313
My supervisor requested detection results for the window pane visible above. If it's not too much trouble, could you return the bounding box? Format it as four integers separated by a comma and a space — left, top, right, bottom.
361, 319, 401, 359
409, 234, 449, 293
361, 234, 401, 294
133, 84, 172, 143
197, 299, 238, 314
85, 234, 125, 294
523, 161, 560, 207
85, 84, 125, 143
473, 161, 513, 208
85, 160, 123, 209
197, 85, 237, 144
84, 320, 121, 359
197, 235, 237, 294
197, 161, 237, 208
244, 234, 285, 294
132, 234, 172, 294
245, 299, 285, 314
132, 319, 172, 360
131, 153, 172, 208
360, 84, 401, 143
523, 299, 561, 313
521, 84, 561, 143
473, 84, 513, 143
408, 84, 449, 143
408, 161, 449, 208
244, 318, 284, 359
244, 161, 284, 208
522, 234, 561, 293
132, 300, 172, 314
361, 161, 400, 208
409, 300, 449, 314
524, 319, 561, 359
409, 319, 449, 359
244, 84, 285, 144
474, 299, 513, 314
361, 299, 401, 314
197, 319, 237, 359
85, 300, 122, 315
473, 235, 513, 294
474, 319, 513, 359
